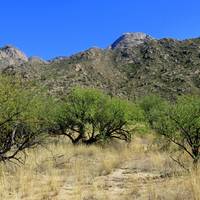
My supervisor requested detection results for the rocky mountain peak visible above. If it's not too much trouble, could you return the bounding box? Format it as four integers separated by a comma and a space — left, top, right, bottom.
110, 32, 154, 49
0, 45, 28, 62
0, 45, 28, 69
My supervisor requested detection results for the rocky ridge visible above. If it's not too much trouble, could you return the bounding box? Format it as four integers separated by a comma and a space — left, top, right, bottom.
1, 32, 200, 99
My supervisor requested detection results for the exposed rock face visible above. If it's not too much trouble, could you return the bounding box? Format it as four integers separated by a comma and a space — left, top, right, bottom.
0, 45, 28, 69
110, 32, 153, 49
29, 56, 49, 64
51, 56, 69, 63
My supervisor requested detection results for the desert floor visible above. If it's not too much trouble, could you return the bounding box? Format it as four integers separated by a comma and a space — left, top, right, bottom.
0, 135, 199, 200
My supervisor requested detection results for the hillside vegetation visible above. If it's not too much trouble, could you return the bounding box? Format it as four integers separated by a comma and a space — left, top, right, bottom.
1, 33, 200, 99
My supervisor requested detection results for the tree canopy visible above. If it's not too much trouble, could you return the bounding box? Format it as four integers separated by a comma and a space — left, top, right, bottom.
140, 95, 200, 167
51, 87, 144, 144
0, 75, 56, 163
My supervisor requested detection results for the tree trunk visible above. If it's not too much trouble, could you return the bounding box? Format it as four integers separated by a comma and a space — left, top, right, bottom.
72, 124, 85, 145
83, 137, 97, 145
192, 147, 199, 170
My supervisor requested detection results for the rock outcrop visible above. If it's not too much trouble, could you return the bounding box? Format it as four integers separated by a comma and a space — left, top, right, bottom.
110, 32, 154, 49
0, 45, 28, 69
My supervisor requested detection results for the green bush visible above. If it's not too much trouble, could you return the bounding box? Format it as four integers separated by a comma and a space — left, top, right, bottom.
140, 94, 200, 168
0, 75, 56, 163
52, 87, 144, 144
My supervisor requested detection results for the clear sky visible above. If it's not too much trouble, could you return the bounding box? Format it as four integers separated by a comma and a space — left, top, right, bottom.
0, 0, 200, 60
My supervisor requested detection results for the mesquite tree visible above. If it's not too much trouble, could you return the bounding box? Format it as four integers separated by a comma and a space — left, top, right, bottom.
0, 76, 56, 163
140, 95, 200, 168
51, 87, 143, 144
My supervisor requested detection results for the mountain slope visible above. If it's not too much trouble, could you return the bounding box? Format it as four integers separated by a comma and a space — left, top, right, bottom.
1, 33, 200, 99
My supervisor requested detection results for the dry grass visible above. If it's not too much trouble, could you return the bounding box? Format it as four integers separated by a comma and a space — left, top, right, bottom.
0, 135, 199, 200
146, 170, 200, 200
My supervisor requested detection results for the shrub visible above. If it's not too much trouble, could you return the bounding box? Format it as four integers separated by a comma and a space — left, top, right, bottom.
51, 87, 144, 144
140, 95, 200, 168
0, 75, 56, 163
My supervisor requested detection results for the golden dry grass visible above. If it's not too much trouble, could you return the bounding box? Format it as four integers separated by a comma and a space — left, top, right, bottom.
0, 135, 199, 200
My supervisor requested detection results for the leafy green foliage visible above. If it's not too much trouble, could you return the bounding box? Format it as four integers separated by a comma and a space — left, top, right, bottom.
140, 95, 200, 167
0, 75, 56, 162
93, 97, 143, 143
53, 87, 144, 144
139, 95, 168, 126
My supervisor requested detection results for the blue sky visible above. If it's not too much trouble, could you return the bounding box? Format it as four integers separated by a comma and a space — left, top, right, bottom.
0, 0, 200, 59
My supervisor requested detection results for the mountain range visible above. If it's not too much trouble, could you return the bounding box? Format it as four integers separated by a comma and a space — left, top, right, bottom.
1, 32, 200, 99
